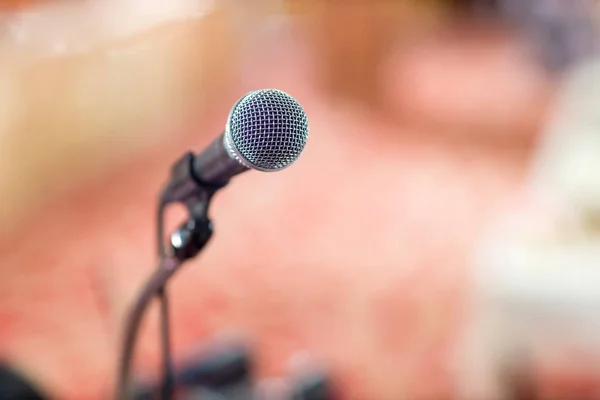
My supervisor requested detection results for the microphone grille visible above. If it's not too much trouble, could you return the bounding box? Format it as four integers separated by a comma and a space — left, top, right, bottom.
225, 89, 309, 172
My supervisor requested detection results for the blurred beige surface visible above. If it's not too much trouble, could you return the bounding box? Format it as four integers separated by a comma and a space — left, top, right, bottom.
0, 1, 240, 233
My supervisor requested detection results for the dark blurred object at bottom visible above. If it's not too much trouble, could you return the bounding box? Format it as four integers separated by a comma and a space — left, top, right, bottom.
132, 345, 337, 400
0, 364, 48, 400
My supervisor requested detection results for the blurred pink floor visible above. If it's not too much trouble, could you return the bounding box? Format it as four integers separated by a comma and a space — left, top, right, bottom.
0, 32, 541, 400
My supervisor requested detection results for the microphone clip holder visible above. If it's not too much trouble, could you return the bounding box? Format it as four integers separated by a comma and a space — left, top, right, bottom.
162, 150, 225, 262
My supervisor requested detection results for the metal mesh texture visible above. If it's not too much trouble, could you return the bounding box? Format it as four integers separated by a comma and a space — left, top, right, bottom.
227, 89, 309, 171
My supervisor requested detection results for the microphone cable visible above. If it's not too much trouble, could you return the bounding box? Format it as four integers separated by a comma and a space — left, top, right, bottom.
156, 193, 175, 400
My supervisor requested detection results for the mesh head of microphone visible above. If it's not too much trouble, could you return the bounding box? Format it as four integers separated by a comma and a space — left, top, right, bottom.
224, 89, 309, 172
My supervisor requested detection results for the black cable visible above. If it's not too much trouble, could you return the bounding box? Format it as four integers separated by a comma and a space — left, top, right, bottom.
156, 197, 175, 400
116, 257, 183, 400
158, 290, 173, 400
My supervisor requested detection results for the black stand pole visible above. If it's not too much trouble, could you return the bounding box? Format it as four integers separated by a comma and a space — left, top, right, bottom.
117, 152, 219, 400
117, 257, 182, 399
116, 214, 214, 400
156, 198, 174, 400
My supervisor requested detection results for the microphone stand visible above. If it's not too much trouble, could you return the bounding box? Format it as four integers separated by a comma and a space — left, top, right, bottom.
117, 152, 221, 400
117, 152, 338, 400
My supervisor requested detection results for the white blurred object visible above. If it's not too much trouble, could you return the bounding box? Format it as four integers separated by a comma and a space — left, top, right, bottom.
0, 0, 214, 55
459, 57, 600, 399
531, 60, 600, 217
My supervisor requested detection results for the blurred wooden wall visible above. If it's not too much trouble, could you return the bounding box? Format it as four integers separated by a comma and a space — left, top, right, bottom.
0, 0, 37, 11
283, 0, 451, 107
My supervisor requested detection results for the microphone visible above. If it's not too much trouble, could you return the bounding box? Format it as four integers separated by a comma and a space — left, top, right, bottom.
164, 89, 310, 204
196, 89, 309, 183
118, 89, 309, 400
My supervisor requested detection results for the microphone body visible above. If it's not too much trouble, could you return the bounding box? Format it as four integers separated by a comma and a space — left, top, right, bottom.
192, 133, 247, 187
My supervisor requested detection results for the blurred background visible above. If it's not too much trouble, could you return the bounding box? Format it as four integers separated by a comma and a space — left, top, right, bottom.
0, 0, 599, 399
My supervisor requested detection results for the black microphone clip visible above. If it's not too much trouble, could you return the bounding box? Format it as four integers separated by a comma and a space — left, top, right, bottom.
160, 151, 224, 262
170, 217, 213, 263
162, 151, 222, 206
